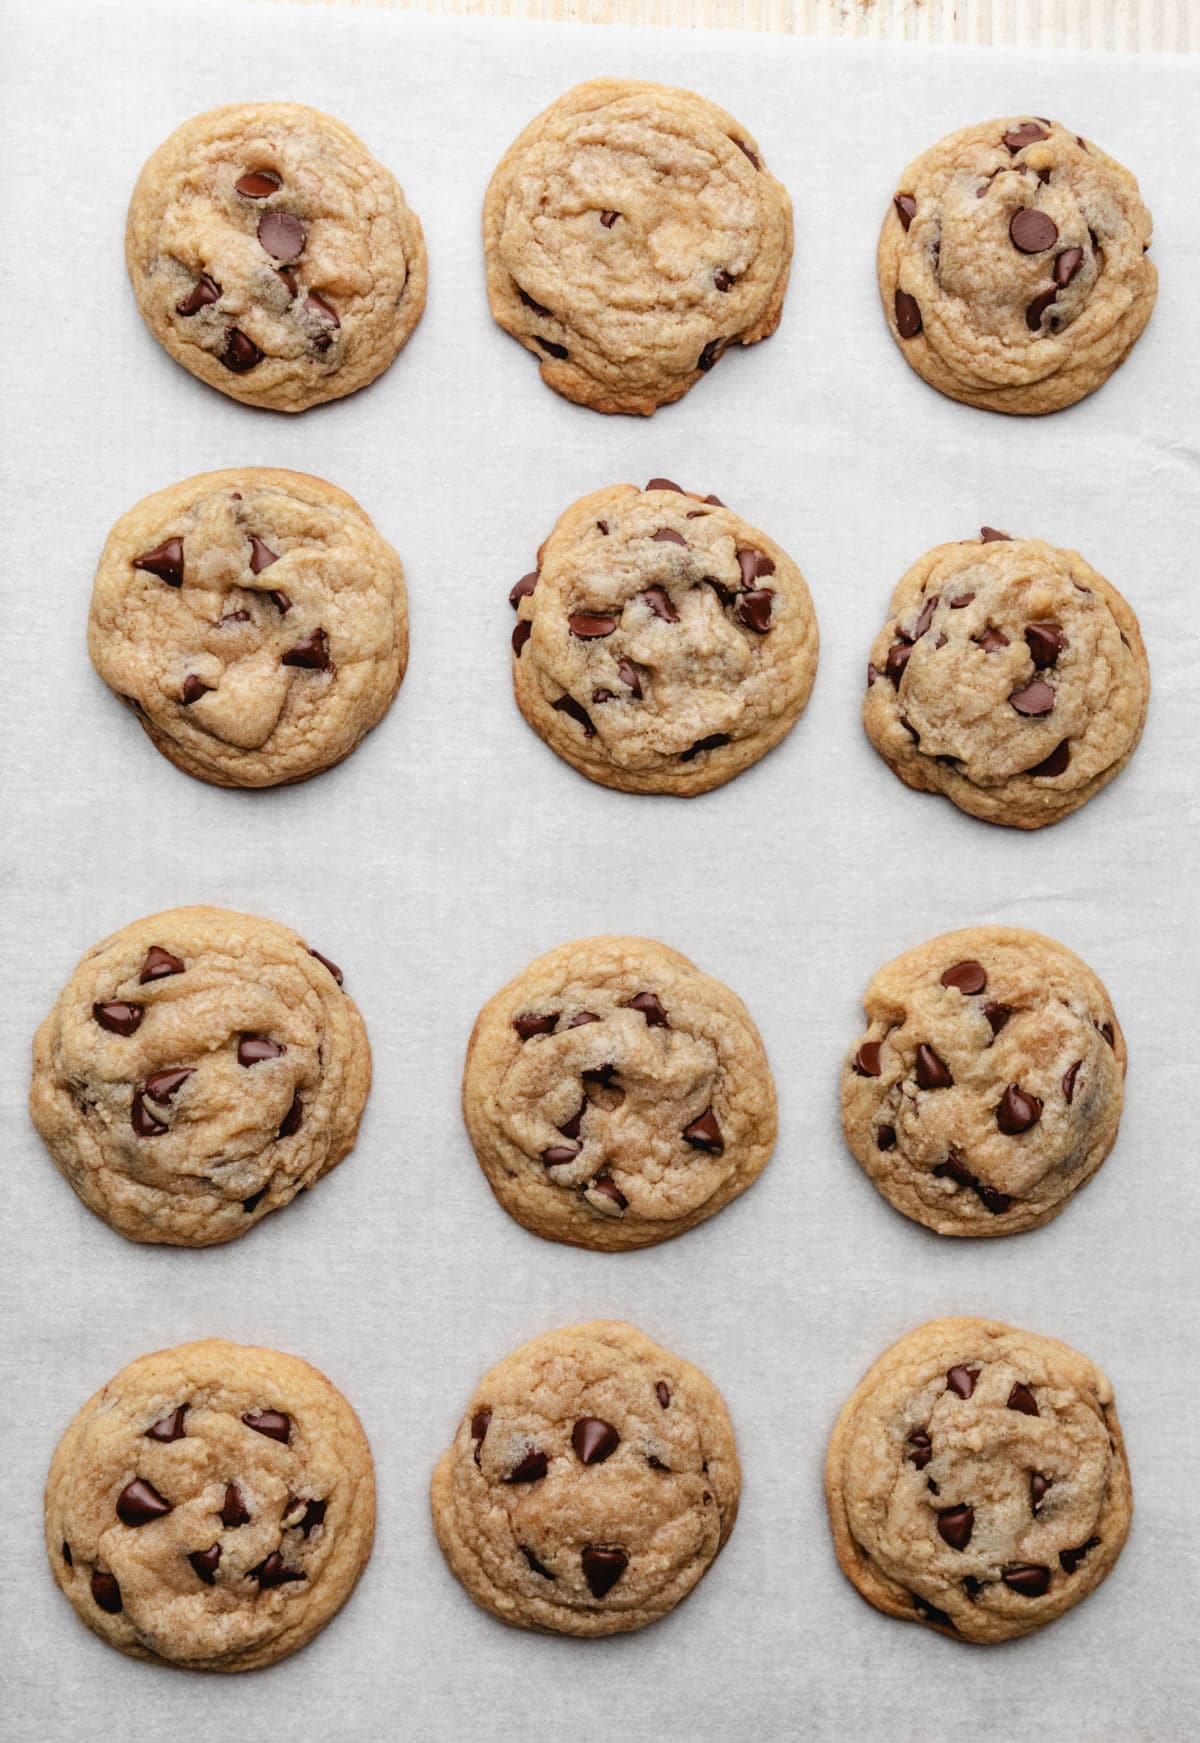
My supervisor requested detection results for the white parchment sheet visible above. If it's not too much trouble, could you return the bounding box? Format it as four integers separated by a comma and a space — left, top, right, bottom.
1, 3, 1197, 1738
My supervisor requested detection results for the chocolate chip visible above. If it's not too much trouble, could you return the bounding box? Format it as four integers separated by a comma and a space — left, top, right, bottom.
146, 1405, 187, 1442
117, 1478, 173, 1525
276, 267, 299, 298
517, 287, 551, 317
62, 1542, 72, 1566
582, 1546, 627, 1598
506, 1449, 548, 1483
130, 1092, 168, 1138
257, 211, 306, 261
471, 1409, 491, 1465
697, 337, 725, 371
176, 275, 221, 316
236, 169, 282, 198
569, 613, 618, 639
133, 539, 184, 586
1010, 678, 1056, 716
1097, 1020, 1116, 1048
681, 732, 731, 761
514, 1012, 558, 1038
735, 589, 774, 633
91, 1570, 122, 1614
908, 1431, 933, 1470
975, 628, 1010, 652
188, 1545, 221, 1586
252, 1552, 305, 1589
143, 1067, 193, 1103
521, 1545, 555, 1578
894, 290, 922, 338
983, 1001, 1013, 1037
1026, 288, 1058, 331
573, 1418, 620, 1465
1025, 622, 1066, 668
295, 1498, 326, 1538
933, 1153, 1013, 1215
1008, 1383, 1039, 1416
894, 193, 917, 230
238, 1034, 287, 1066
646, 479, 686, 494
937, 1505, 975, 1551
853, 1041, 883, 1078
950, 593, 976, 609
278, 1096, 303, 1138
249, 535, 279, 574
945, 1365, 979, 1400
997, 1084, 1043, 1134
651, 531, 688, 552
916, 1044, 953, 1089
268, 590, 292, 615
1062, 1060, 1082, 1103
93, 1000, 143, 1036
655, 1383, 671, 1409
1003, 122, 1049, 153
512, 621, 532, 657
551, 694, 595, 737
1054, 246, 1085, 288
682, 1108, 724, 1152
733, 138, 760, 169
1026, 739, 1071, 778
307, 947, 343, 987
588, 1174, 627, 1210
600, 210, 619, 228
243, 1410, 290, 1444
714, 270, 734, 292
1060, 1537, 1100, 1575
616, 659, 643, 699
912, 1594, 955, 1629
886, 641, 913, 685
221, 327, 264, 372
282, 628, 332, 671
306, 292, 339, 335
542, 1143, 582, 1167
181, 675, 211, 705
738, 549, 776, 589
1002, 1564, 1050, 1597
647, 1455, 670, 1471
220, 1485, 251, 1528
941, 960, 986, 995
534, 336, 569, 360
1010, 209, 1059, 253
509, 572, 538, 608
242, 1186, 269, 1212
1030, 1473, 1051, 1511
877, 1124, 897, 1150
623, 991, 668, 1026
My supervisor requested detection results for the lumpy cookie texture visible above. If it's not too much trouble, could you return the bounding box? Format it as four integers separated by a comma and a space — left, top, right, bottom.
462, 936, 776, 1250
126, 103, 427, 411
45, 1340, 374, 1672
88, 468, 408, 788
431, 1321, 739, 1635
30, 906, 369, 1245
841, 927, 1125, 1236
878, 116, 1156, 413
863, 531, 1149, 828
825, 1318, 1131, 1642
511, 482, 818, 795
483, 80, 793, 414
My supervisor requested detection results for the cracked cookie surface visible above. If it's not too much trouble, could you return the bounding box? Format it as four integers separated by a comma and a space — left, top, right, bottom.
463, 936, 776, 1250
126, 103, 427, 411
511, 481, 818, 795
483, 80, 792, 415
841, 927, 1124, 1236
89, 468, 408, 788
30, 906, 369, 1246
431, 1321, 739, 1635
878, 116, 1156, 414
45, 1339, 374, 1672
825, 1317, 1132, 1642
863, 530, 1149, 828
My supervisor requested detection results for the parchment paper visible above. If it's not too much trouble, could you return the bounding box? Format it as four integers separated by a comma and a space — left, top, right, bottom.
1, 3, 1197, 1738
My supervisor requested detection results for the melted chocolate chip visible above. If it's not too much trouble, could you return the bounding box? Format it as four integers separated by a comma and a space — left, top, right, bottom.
623, 991, 668, 1026
512, 620, 532, 657
551, 694, 595, 737
506, 1449, 548, 1484
913, 1594, 955, 1629
941, 961, 986, 995
616, 659, 643, 698
933, 1152, 1013, 1215
249, 535, 279, 574
509, 572, 538, 608
894, 289, 922, 338
282, 628, 332, 671
915, 1044, 953, 1089
908, 1431, 933, 1470
471, 1409, 491, 1465
220, 1485, 251, 1528
62, 1542, 73, 1566
1002, 1563, 1051, 1597
877, 1124, 897, 1150
853, 1041, 883, 1078
517, 287, 552, 317
1026, 739, 1071, 778
681, 733, 731, 761
236, 169, 282, 198
582, 1546, 627, 1599
1010, 208, 1059, 253
1007, 1383, 1039, 1416
278, 1096, 303, 1139
1060, 1537, 1100, 1575
885, 641, 913, 685
733, 138, 760, 169
242, 1186, 269, 1213
573, 1418, 620, 1465
257, 211, 306, 261
600, 210, 619, 228
983, 1001, 1013, 1037
569, 1013, 601, 1029
295, 1498, 327, 1538
242, 1410, 290, 1444
738, 548, 776, 589
133, 539, 184, 586
1010, 679, 1056, 716
252, 1553, 305, 1590
1054, 246, 1085, 288
117, 1478, 173, 1525
682, 1108, 724, 1153
238, 1034, 287, 1066
143, 1067, 193, 1103
130, 1092, 168, 1138
656, 1382, 670, 1409
569, 613, 618, 639
542, 1143, 581, 1168
1062, 1060, 1083, 1103
1026, 288, 1058, 332
1030, 1473, 1051, 1512
714, 269, 734, 292
307, 947, 343, 986
268, 590, 292, 615
534, 336, 569, 360
697, 338, 726, 371
1025, 622, 1067, 668
188, 1545, 221, 1585
997, 1084, 1043, 1134
514, 1012, 559, 1039
91, 1570, 122, 1613
221, 327, 264, 373
980, 527, 1012, 543
521, 1545, 555, 1578
306, 292, 339, 336
893, 193, 917, 230
176, 275, 221, 316
93, 1000, 143, 1036
1003, 122, 1050, 153
735, 589, 774, 633
146, 1406, 187, 1442
181, 675, 211, 706
588, 1174, 627, 1210
937, 1505, 975, 1551
975, 628, 1011, 652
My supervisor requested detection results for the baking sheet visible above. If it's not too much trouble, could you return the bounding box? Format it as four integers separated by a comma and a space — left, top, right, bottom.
1, 3, 1198, 1738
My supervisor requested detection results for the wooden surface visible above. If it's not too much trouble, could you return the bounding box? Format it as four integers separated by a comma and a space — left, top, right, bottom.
265, 0, 1195, 54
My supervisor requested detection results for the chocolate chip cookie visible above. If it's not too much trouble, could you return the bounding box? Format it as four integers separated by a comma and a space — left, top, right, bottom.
46, 1339, 374, 1672
825, 1318, 1132, 1642
841, 927, 1125, 1236
30, 907, 369, 1245
89, 469, 408, 788
484, 80, 793, 415
431, 1321, 739, 1635
879, 117, 1156, 414
126, 103, 427, 411
511, 481, 818, 794
462, 936, 776, 1250
863, 530, 1149, 828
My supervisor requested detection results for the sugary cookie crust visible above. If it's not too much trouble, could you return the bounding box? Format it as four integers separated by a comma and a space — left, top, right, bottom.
88, 468, 408, 789
431, 1321, 739, 1635
462, 936, 777, 1250
484, 80, 793, 415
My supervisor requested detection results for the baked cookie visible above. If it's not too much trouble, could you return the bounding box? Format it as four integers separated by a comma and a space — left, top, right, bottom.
825, 1317, 1132, 1642
878, 116, 1156, 414
30, 906, 369, 1245
462, 936, 776, 1250
483, 80, 792, 414
431, 1321, 739, 1636
46, 1339, 374, 1672
511, 481, 818, 795
88, 469, 408, 789
841, 927, 1125, 1237
126, 103, 427, 411
863, 530, 1149, 828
